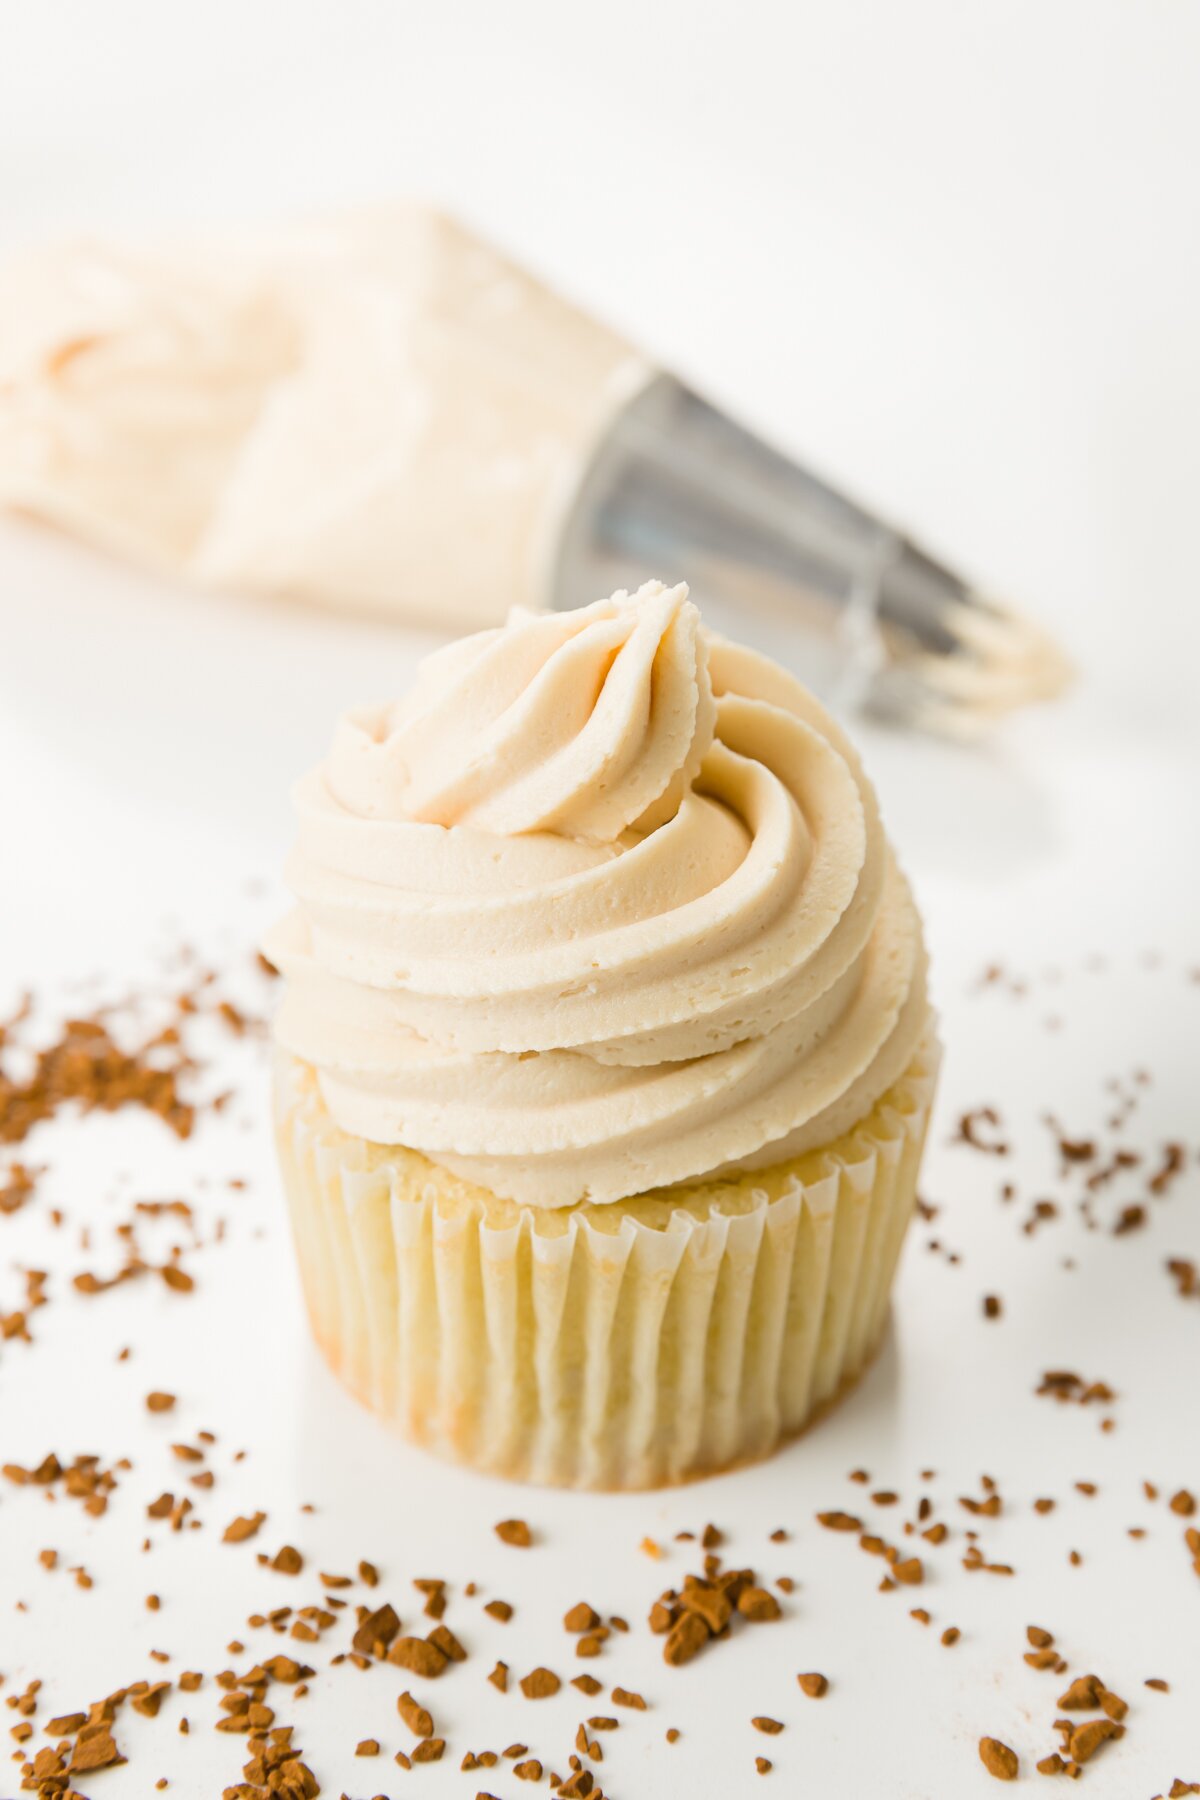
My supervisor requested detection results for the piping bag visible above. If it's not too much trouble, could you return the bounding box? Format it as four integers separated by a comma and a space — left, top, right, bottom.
0, 205, 1068, 732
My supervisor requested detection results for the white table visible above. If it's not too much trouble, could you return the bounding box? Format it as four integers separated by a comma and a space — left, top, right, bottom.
3, 2, 1199, 1792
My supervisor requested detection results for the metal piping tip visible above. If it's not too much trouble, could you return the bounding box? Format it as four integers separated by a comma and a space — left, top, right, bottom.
864, 554, 1075, 735
549, 373, 1073, 734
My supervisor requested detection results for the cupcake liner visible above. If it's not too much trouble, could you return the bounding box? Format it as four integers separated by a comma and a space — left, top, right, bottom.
274, 1029, 939, 1489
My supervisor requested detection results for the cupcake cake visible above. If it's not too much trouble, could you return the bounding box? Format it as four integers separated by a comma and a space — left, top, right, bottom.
266, 581, 938, 1489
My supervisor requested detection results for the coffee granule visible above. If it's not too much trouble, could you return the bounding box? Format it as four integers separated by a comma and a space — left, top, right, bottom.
979, 1737, 1019, 1780
223, 1513, 266, 1544
389, 1636, 448, 1678
495, 1519, 533, 1548
519, 1668, 560, 1699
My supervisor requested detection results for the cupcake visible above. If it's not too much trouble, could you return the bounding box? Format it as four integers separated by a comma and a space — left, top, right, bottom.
266, 581, 937, 1489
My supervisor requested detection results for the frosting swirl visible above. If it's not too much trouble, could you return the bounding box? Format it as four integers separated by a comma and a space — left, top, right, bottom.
267, 581, 929, 1207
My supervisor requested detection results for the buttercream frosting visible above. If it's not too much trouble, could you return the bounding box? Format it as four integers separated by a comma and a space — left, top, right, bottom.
266, 581, 929, 1207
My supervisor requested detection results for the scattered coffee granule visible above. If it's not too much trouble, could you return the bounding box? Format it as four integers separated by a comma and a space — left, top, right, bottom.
752, 1717, 784, 1735
956, 1107, 1009, 1154
1169, 1489, 1196, 1516
816, 1510, 861, 1532
1038, 1752, 1066, 1775
979, 1737, 1019, 1780
389, 1636, 449, 1678
428, 1623, 466, 1663
559, 1773, 595, 1797
797, 1673, 828, 1697
663, 1612, 709, 1667
611, 1687, 646, 1710
1167, 1257, 1199, 1299
519, 1668, 560, 1699
355, 1738, 379, 1755
0, 1162, 38, 1215
69, 1725, 125, 1775
223, 1512, 266, 1544
145, 1391, 176, 1414
413, 1736, 446, 1762
1058, 1674, 1103, 1710
397, 1692, 434, 1738
495, 1519, 532, 1548
46, 1712, 88, 1736
353, 1602, 401, 1657
270, 1545, 303, 1576
413, 1576, 447, 1620
1069, 1718, 1123, 1763
941, 1627, 960, 1647
571, 1675, 601, 1697
1145, 1679, 1170, 1692
1148, 1142, 1186, 1196
514, 1757, 543, 1780
484, 1599, 513, 1623
983, 1294, 1003, 1319
739, 1586, 784, 1619
564, 1602, 600, 1633
755, 1755, 773, 1774
488, 1661, 509, 1693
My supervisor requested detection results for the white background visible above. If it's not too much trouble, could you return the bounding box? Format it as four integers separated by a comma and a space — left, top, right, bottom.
2, 4, 1199, 1798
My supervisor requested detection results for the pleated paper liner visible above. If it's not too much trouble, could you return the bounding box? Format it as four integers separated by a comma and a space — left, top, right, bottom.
274, 1028, 939, 1490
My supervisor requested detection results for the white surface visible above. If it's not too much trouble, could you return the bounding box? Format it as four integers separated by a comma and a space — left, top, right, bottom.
3, 4, 1200, 1795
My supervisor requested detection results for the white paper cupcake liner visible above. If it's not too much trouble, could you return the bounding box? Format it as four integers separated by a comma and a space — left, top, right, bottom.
274, 1028, 939, 1489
